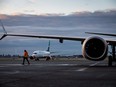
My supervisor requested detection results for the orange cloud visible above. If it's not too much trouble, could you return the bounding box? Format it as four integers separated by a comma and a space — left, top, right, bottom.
0, 14, 8, 19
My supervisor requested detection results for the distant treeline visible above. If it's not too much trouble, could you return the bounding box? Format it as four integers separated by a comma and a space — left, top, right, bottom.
0, 54, 21, 58
0, 54, 83, 58
52, 55, 83, 58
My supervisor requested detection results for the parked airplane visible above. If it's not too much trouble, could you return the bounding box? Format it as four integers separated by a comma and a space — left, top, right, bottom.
0, 20, 116, 66
30, 41, 52, 61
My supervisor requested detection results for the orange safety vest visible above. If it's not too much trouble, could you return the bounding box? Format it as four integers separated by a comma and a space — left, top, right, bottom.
24, 51, 28, 58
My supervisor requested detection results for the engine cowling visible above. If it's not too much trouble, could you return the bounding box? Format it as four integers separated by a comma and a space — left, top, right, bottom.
82, 36, 108, 61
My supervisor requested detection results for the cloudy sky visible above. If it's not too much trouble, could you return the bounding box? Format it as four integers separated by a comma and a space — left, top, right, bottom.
0, 0, 116, 56
0, 0, 116, 15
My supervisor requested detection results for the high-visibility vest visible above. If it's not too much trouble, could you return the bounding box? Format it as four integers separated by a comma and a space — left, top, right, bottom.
24, 51, 28, 58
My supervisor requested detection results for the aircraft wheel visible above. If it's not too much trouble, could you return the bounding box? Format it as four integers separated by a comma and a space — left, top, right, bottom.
46, 57, 50, 61
35, 58, 39, 61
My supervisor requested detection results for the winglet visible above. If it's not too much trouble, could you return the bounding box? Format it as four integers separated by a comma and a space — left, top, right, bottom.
0, 20, 7, 40
0, 34, 7, 40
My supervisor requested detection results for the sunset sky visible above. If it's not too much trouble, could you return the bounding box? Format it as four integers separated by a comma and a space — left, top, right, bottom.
0, 0, 116, 15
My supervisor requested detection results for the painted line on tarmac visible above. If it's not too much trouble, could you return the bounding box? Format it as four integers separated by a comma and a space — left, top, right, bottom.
4, 71, 20, 75
76, 68, 88, 71
89, 62, 100, 67
0, 64, 78, 67
31, 64, 78, 66
0, 64, 23, 67
0, 71, 21, 75
76, 62, 100, 72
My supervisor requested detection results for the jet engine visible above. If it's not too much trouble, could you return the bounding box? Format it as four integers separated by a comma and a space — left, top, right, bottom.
82, 36, 108, 61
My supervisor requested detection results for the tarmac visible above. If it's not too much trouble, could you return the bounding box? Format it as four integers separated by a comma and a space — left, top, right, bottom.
0, 57, 116, 87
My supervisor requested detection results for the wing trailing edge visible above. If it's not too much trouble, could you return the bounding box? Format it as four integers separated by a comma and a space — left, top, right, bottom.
86, 32, 116, 37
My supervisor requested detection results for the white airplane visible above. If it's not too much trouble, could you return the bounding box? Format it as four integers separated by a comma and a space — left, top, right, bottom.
30, 41, 52, 61
0, 20, 116, 66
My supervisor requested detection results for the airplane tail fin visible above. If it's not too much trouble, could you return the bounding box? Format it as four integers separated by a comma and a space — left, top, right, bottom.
0, 20, 7, 40
46, 40, 50, 52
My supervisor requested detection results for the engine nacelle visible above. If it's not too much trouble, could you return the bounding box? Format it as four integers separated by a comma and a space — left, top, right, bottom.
82, 36, 108, 61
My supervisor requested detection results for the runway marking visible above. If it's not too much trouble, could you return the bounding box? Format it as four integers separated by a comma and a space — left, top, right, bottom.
89, 62, 100, 67
0, 64, 78, 67
33, 64, 77, 66
0, 64, 23, 67
76, 68, 88, 71
0, 62, 100, 68
3, 71, 20, 75
76, 62, 100, 72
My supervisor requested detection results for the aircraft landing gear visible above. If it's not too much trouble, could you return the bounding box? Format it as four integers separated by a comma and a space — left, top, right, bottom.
46, 57, 50, 61
108, 56, 112, 66
108, 45, 116, 66
35, 58, 39, 61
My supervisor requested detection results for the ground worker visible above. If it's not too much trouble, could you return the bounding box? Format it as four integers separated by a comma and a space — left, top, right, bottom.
22, 50, 30, 65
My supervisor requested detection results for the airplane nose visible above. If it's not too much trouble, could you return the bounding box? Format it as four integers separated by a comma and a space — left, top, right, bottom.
30, 54, 36, 60
32, 54, 35, 57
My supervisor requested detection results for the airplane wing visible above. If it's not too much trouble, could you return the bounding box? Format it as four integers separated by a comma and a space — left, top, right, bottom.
85, 32, 116, 45
106, 39, 116, 45
85, 32, 116, 37
0, 33, 85, 43
0, 20, 115, 44
0, 33, 116, 45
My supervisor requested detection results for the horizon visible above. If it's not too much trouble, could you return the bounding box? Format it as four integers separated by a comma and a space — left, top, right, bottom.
0, 0, 116, 15
0, 9, 116, 17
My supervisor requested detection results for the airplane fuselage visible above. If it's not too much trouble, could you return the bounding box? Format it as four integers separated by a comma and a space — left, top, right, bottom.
32, 50, 50, 58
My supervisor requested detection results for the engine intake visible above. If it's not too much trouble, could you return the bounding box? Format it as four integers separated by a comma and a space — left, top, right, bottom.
82, 36, 108, 61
